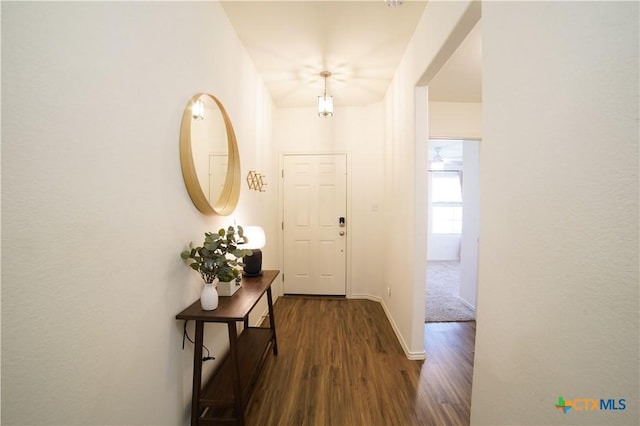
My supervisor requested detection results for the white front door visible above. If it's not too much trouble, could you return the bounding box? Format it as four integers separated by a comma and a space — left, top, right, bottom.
282, 154, 347, 295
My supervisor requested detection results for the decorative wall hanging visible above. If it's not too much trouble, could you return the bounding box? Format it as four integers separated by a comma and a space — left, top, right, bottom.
247, 171, 267, 192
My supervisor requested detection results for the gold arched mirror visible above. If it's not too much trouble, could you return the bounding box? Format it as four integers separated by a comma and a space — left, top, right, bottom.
180, 93, 241, 215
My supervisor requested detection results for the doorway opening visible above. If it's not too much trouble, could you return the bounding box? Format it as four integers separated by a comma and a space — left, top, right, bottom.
425, 139, 478, 323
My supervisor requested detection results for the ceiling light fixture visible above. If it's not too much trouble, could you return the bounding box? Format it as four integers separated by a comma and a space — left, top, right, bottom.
432, 147, 445, 170
317, 71, 334, 117
385, 0, 403, 7
192, 98, 205, 121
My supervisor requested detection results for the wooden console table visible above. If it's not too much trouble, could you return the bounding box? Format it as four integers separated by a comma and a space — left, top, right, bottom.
176, 270, 279, 426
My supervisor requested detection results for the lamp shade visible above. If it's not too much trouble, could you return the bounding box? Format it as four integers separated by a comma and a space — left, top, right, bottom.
243, 226, 266, 249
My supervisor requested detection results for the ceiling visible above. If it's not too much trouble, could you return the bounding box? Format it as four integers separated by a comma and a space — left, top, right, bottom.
221, 1, 482, 108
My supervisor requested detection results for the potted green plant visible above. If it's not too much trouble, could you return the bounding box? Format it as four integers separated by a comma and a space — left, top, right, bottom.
180, 226, 252, 310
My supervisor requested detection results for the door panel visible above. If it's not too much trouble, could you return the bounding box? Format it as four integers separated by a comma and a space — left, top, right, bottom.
283, 154, 347, 295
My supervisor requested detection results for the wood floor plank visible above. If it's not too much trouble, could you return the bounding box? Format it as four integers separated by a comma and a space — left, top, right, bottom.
245, 297, 475, 426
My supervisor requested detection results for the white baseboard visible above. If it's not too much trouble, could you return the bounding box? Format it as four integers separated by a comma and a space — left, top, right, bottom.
347, 293, 381, 303
457, 296, 477, 314
251, 306, 271, 327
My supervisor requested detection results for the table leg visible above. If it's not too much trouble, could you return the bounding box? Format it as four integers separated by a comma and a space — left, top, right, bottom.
228, 322, 245, 426
266, 288, 278, 356
191, 321, 204, 426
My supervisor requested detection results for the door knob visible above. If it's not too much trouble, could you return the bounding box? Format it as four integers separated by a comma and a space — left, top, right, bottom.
339, 231, 345, 236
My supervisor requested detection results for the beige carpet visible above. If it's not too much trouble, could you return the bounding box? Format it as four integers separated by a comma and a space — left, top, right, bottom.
425, 261, 476, 322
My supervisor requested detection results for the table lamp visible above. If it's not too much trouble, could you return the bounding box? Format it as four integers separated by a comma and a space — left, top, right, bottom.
242, 226, 266, 276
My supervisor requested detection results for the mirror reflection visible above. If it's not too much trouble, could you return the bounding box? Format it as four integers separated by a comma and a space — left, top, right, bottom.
179, 93, 241, 216
191, 96, 229, 205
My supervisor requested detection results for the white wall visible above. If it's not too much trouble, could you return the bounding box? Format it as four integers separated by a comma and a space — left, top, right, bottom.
1, 3, 275, 424
429, 101, 482, 139
472, 2, 639, 425
383, 0, 480, 358
427, 234, 460, 261
459, 140, 480, 309
273, 105, 386, 299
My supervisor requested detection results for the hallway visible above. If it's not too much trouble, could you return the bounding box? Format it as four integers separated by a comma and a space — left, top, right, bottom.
246, 297, 476, 425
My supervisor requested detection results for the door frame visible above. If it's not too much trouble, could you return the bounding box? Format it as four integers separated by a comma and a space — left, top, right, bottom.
278, 152, 352, 298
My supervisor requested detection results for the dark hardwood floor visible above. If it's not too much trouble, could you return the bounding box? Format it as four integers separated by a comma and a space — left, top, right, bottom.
245, 296, 476, 426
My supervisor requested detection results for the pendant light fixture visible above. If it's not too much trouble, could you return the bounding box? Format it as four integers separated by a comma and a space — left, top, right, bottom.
192, 98, 205, 121
317, 71, 334, 117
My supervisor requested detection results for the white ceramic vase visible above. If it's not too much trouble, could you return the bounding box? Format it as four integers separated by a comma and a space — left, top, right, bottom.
200, 280, 219, 311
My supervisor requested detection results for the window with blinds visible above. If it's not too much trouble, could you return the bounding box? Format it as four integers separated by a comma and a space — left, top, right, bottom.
430, 172, 463, 234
